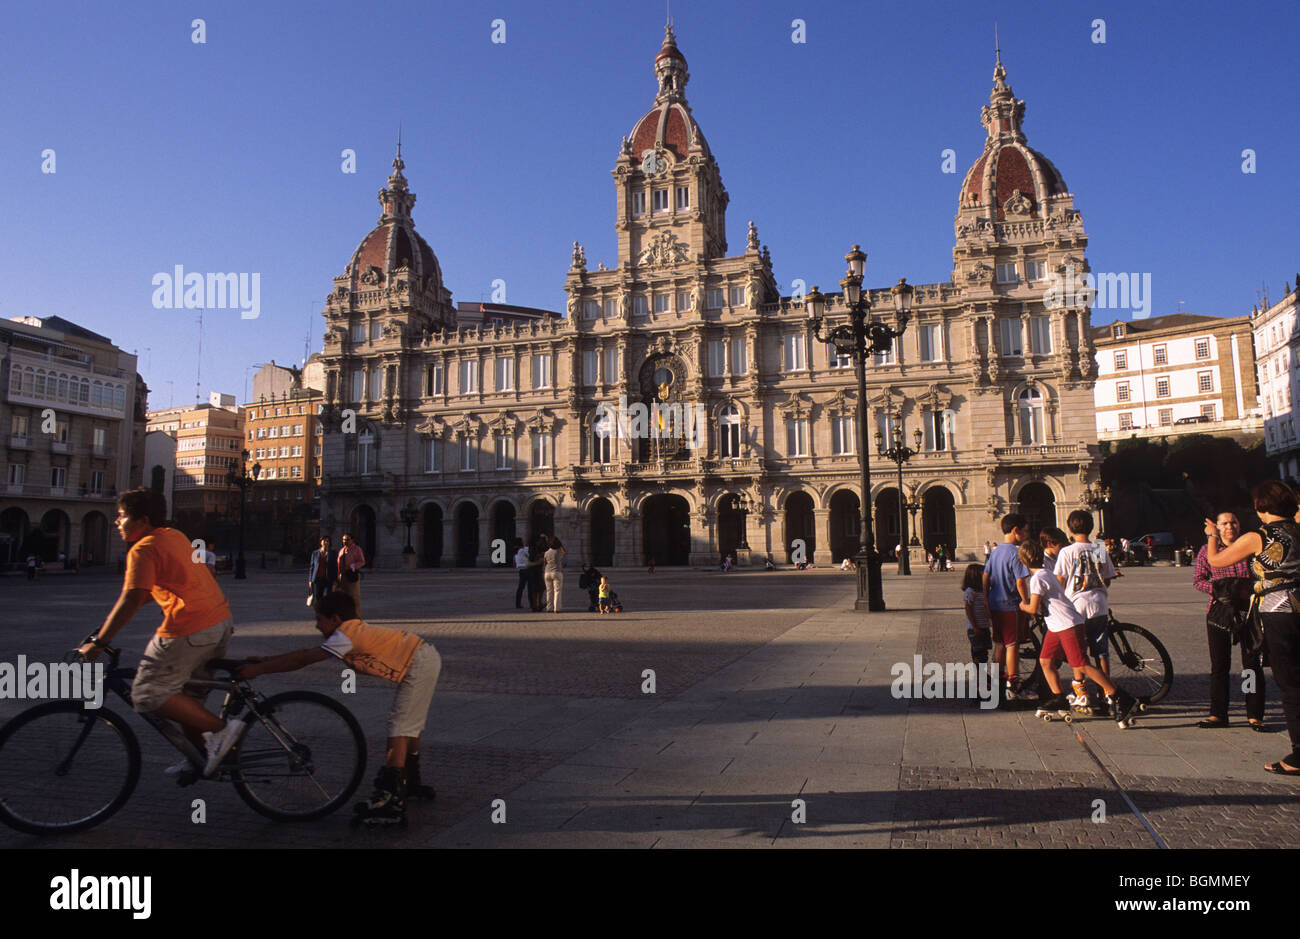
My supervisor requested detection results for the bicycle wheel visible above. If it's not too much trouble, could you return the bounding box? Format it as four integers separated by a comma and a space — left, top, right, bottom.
0, 702, 140, 835
1108, 623, 1173, 704
231, 691, 366, 822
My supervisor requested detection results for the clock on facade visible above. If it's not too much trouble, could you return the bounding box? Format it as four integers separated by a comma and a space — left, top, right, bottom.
640, 150, 666, 177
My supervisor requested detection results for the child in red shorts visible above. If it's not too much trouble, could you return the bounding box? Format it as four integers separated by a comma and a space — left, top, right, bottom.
1018, 539, 1137, 727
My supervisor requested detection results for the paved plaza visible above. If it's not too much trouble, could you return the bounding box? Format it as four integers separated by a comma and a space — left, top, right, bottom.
2, 563, 1298, 849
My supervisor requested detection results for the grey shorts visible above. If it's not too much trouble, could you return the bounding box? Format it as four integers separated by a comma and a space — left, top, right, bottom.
387, 644, 442, 738
132, 618, 234, 713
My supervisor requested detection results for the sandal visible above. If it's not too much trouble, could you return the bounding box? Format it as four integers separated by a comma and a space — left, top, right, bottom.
1264, 760, 1300, 776
1196, 718, 1229, 729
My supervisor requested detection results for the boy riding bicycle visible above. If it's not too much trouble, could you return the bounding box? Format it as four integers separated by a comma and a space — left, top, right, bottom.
77, 488, 244, 777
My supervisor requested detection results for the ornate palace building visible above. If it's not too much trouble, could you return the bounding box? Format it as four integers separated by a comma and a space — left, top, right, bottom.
317, 28, 1100, 569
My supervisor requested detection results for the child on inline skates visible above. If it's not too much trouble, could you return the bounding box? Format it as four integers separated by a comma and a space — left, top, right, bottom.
1019, 539, 1138, 727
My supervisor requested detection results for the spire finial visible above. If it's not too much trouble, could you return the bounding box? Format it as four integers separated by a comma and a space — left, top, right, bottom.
397, 122, 402, 160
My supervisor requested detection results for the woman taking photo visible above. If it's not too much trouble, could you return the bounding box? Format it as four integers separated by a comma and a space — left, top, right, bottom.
1205, 480, 1300, 775
1193, 512, 1266, 730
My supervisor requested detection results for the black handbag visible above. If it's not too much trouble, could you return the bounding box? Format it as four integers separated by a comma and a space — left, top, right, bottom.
1207, 598, 1241, 635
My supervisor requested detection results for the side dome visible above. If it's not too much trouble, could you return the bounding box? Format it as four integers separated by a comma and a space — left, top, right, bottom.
343, 148, 444, 293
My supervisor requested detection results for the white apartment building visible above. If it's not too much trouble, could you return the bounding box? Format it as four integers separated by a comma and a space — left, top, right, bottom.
1253, 286, 1300, 478
1092, 313, 1258, 440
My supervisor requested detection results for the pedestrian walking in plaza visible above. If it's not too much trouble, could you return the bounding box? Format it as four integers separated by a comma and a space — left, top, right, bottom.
544, 537, 566, 613
936, 544, 947, 571
513, 539, 531, 609
308, 536, 337, 607
235, 590, 442, 826
336, 532, 366, 619
25, 554, 37, 581
528, 536, 547, 611
1205, 481, 1300, 774
1193, 511, 1266, 730
983, 540, 992, 560
985, 513, 1032, 702
76, 487, 240, 777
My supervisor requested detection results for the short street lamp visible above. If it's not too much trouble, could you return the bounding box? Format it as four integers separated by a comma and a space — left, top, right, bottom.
807, 245, 913, 611
726, 491, 752, 549
906, 493, 922, 547
225, 450, 261, 580
876, 421, 923, 575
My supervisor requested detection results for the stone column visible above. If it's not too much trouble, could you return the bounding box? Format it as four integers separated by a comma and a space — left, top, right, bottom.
814, 508, 831, 565
477, 515, 490, 567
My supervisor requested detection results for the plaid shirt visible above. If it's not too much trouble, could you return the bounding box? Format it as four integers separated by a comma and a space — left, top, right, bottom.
1193, 544, 1249, 610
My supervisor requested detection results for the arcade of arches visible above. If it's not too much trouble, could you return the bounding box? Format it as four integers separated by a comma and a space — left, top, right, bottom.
325, 480, 1061, 568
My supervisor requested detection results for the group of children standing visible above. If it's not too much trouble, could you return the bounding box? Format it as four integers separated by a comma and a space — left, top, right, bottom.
961, 508, 1141, 725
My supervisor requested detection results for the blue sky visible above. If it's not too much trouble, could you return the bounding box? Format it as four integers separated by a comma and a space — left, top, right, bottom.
2, 0, 1296, 406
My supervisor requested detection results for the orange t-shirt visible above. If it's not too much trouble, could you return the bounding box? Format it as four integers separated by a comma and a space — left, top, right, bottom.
124, 528, 232, 638
320, 620, 422, 684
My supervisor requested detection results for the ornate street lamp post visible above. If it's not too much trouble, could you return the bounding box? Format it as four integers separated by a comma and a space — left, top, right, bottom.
225, 450, 261, 580
1085, 482, 1112, 538
400, 500, 418, 568
906, 493, 922, 547
726, 491, 752, 559
808, 245, 913, 611
876, 421, 923, 575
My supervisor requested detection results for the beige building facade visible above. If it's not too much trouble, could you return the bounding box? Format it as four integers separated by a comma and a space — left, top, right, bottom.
2, 315, 147, 567
1252, 286, 1300, 478
318, 29, 1101, 568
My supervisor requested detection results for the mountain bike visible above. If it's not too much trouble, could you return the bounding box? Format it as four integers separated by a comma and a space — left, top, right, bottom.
0, 637, 366, 835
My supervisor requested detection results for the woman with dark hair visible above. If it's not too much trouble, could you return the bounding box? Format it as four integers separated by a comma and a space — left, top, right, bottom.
1205, 480, 1300, 774
1193, 512, 1266, 730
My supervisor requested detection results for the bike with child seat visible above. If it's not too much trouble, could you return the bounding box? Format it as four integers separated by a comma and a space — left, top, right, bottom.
1017, 610, 1173, 707
0, 637, 366, 835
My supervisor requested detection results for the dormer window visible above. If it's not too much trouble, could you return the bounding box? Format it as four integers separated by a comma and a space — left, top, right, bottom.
1112, 323, 1125, 339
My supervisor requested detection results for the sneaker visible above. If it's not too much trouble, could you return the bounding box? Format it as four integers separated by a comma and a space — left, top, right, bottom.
1110, 690, 1140, 727
163, 758, 196, 776
202, 720, 248, 776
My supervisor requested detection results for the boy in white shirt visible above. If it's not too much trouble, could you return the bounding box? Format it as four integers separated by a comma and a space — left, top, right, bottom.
1052, 511, 1116, 705
1019, 539, 1138, 726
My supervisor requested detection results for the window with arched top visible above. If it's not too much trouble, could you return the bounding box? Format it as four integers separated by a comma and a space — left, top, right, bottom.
358, 428, 375, 474
719, 405, 741, 457
1018, 387, 1044, 445
592, 411, 612, 464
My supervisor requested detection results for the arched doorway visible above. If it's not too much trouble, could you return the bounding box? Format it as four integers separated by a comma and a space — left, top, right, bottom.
589, 498, 615, 567
491, 501, 516, 565
922, 487, 957, 558
829, 490, 861, 562
454, 503, 479, 567
39, 509, 71, 561
81, 511, 109, 566
784, 491, 815, 563
421, 504, 443, 567
1018, 482, 1056, 537
348, 505, 376, 566
716, 494, 745, 562
527, 499, 554, 544
874, 488, 901, 558
1, 508, 30, 566
642, 494, 690, 565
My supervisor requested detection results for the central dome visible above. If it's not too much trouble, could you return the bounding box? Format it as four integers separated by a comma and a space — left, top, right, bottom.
627, 24, 711, 162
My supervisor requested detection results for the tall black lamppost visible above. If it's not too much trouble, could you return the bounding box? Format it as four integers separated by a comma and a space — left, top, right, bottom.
876, 420, 923, 575
226, 450, 261, 580
808, 245, 913, 611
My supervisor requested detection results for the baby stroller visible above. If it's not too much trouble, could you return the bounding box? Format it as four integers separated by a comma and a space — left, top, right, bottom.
579, 566, 602, 612
603, 589, 624, 614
